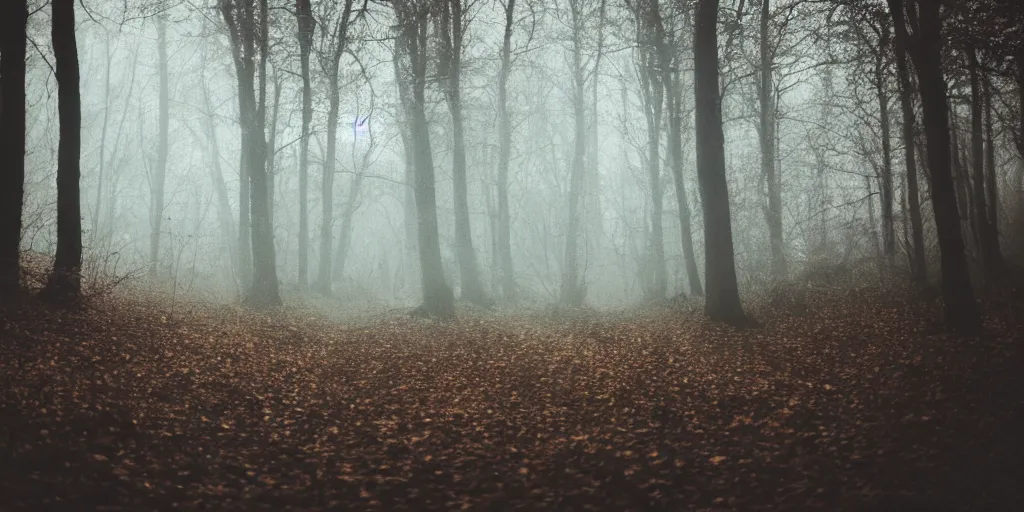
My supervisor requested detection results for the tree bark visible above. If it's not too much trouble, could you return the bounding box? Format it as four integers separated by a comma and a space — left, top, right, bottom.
150, 17, 170, 279
439, 0, 489, 307
44, 0, 83, 305
397, 4, 454, 318
894, 24, 926, 285
560, 0, 587, 307
759, 0, 785, 278
0, 0, 28, 300
495, 0, 516, 301
888, 0, 980, 334
875, 18, 895, 269
667, 58, 703, 297
968, 48, 1001, 280
333, 173, 363, 280
296, 0, 313, 290
222, 0, 281, 308
694, 0, 746, 325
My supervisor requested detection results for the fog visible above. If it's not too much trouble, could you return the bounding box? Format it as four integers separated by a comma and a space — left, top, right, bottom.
11, 0, 1023, 317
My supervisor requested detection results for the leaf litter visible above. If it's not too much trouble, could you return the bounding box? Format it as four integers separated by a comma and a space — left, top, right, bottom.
1, 286, 1022, 510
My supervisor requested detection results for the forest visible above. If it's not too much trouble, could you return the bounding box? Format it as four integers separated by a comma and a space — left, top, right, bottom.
1, 0, 1023, 509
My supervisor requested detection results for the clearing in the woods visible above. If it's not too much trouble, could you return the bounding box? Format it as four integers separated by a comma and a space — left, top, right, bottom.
1, 286, 1022, 511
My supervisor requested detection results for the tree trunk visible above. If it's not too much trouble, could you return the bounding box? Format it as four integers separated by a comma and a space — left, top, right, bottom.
91, 35, 112, 245
560, 0, 587, 307
44, 0, 83, 305
759, 0, 786, 278
495, 0, 516, 301
667, 62, 703, 296
694, 0, 746, 325
400, 9, 454, 318
983, 75, 998, 235
333, 173, 363, 281
222, 0, 281, 308
968, 48, 1001, 280
894, 25, 926, 285
439, 0, 489, 307
316, 81, 340, 294
150, 17, 170, 279
265, 69, 281, 228
888, 0, 980, 334
199, 77, 239, 289
0, 0, 28, 300
296, 1, 313, 291
875, 19, 895, 269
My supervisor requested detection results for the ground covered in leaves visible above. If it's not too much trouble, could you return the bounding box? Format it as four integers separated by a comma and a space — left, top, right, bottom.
2, 286, 1022, 511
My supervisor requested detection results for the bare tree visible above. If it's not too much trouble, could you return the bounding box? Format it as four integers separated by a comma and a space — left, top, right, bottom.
495, 0, 518, 301
394, 0, 455, 318
43, 0, 84, 305
887, 0, 980, 334
0, 0, 28, 300
437, 0, 490, 307
892, 8, 926, 285
149, 16, 171, 278
220, 0, 281, 308
694, 0, 746, 325
313, 0, 362, 295
295, 0, 314, 290
968, 47, 1002, 280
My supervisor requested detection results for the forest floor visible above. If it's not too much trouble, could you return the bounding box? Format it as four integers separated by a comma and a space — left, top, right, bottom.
1, 284, 1023, 511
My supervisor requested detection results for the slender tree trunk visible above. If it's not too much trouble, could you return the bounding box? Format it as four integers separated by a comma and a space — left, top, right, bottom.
44, 0, 83, 305
866, 175, 882, 264
150, 17, 170, 279
968, 48, 1001, 280
640, 56, 666, 300
667, 65, 703, 296
296, 1, 313, 290
440, 0, 489, 306
894, 27, 926, 285
496, 0, 516, 301
759, 0, 786, 278
694, 0, 746, 325
333, 173, 363, 280
561, 0, 587, 307
265, 70, 281, 228
401, 10, 454, 318
888, 0, 980, 334
316, 81, 340, 294
199, 79, 239, 289
92, 35, 112, 244
875, 20, 895, 269
983, 75, 998, 235
0, 0, 28, 300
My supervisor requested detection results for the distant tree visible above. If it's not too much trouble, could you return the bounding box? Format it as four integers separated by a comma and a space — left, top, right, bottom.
149, 16, 170, 279
43, 0, 84, 305
967, 47, 1002, 281
494, 0, 519, 301
693, 0, 746, 325
887, 0, 980, 334
0, 0, 28, 301
312, 0, 362, 295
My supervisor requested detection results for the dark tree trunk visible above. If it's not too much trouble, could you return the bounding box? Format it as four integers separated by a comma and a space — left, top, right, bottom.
875, 19, 895, 269
983, 75, 998, 234
894, 25, 927, 285
398, 6, 454, 318
694, 0, 746, 325
0, 0, 28, 300
222, 0, 281, 308
635, 4, 667, 300
759, 0, 786, 278
44, 0, 83, 305
296, 0, 313, 290
888, 0, 980, 334
265, 70, 281, 228
968, 48, 1001, 280
150, 17, 170, 279
495, 0, 516, 301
